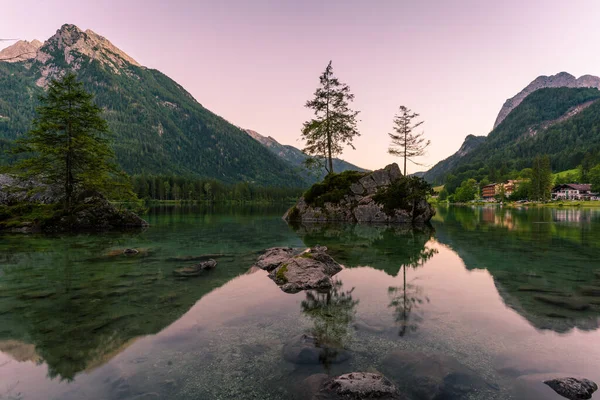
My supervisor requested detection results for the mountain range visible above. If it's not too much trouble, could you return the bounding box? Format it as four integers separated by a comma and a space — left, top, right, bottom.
0, 24, 366, 188
424, 72, 600, 184
245, 129, 367, 183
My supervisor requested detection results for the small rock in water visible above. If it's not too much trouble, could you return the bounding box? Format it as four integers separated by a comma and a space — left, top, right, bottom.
306, 372, 406, 400
123, 249, 139, 255
544, 377, 598, 400
173, 259, 217, 277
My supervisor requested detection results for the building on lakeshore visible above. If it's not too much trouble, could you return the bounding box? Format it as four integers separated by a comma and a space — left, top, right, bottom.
481, 180, 524, 201
552, 184, 598, 200
481, 183, 499, 201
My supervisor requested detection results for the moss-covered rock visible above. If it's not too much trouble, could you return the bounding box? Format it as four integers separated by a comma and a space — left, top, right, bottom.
284, 164, 434, 224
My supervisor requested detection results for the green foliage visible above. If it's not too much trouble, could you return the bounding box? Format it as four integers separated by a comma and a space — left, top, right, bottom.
438, 188, 448, 201
302, 61, 360, 174
0, 203, 60, 228
373, 176, 433, 215
276, 264, 288, 283
509, 180, 531, 201
453, 179, 478, 203
130, 174, 303, 203
8, 73, 135, 210
387, 106, 429, 176
303, 170, 367, 207
589, 164, 600, 193
531, 155, 553, 201
287, 205, 300, 221
430, 88, 600, 187
0, 50, 305, 188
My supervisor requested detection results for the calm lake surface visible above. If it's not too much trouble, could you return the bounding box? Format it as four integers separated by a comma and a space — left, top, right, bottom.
1, 205, 600, 400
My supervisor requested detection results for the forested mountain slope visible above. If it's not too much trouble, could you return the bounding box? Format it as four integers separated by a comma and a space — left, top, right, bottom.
0, 24, 306, 187
245, 129, 367, 183
426, 87, 600, 185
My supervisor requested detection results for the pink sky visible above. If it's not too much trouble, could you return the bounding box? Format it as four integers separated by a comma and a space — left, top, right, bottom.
3, 0, 600, 173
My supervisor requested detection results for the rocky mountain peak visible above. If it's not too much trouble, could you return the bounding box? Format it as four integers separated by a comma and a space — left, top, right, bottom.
0, 39, 42, 62
494, 72, 600, 128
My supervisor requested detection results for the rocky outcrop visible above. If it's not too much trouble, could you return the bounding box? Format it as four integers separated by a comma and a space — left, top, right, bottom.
33, 24, 141, 85
41, 191, 148, 233
494, 72, 600, 128
0, 174, 62, 205
544, 377, 598, 400
0, 39, 42, 62
303, 372, 406, 400
253, 246, 342, 293
285, 164, 434, 224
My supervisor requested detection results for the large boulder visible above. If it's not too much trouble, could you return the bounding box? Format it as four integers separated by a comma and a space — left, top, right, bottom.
254, 246, 342, 293
544, 377, 598, 400
0, 174, 61, 205
284, 164, 435, 224
512, 373, 598, 400
381, 350, 497, 400
303, 372, 408, 400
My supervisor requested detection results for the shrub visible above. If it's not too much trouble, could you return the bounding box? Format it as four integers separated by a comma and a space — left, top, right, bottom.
304, 170, 367, 207
373, 176, 433, 215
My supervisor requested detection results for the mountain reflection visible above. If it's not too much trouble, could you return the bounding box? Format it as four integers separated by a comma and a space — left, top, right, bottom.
0, 232, 258, 380
434, 205, 600, 334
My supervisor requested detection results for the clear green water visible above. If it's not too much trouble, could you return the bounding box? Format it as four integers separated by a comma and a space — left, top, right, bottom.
1, 204, 600, 399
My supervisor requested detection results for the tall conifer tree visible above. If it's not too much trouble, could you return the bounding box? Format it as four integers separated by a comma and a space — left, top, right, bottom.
10, 72, 132, 212
301, 61, 360, 174
387, 106, 430, 176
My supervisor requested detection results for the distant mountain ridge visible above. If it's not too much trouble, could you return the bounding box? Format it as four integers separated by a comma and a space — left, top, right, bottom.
425, 86, 600, 185
245, 129, 368, 183
494, 72, 600, 128
0, 24, 307, 187
423, 135, 486, 183
424, 72, 600, 184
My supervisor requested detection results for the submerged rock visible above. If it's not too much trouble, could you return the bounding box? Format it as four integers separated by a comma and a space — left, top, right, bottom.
304, 372, 406, 400
381, 350, 497, 399
284, 164, 435, 224
258, 246, 342, 293
283, 334, 350, 365
173, 259, 217, 278
544, 377, 598, 400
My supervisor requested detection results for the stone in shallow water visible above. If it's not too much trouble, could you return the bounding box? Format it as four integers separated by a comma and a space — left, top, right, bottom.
304, 372, 407, 400
254, 247, 298, 272
172, 259, 217, 277
544, 377, 598, 400
263, 246, 342, 293
381, 350, 497, 399
282, 334, 350, 365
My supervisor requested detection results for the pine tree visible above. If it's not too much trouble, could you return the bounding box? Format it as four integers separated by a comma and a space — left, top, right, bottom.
301, 61, 360, 174
531, 155, 553, 201
9, 72, 133, 212
388, 106, 430, 176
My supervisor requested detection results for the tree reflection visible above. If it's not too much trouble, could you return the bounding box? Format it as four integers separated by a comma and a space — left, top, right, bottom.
388, 245, 437, 336
301, 280, 359, 370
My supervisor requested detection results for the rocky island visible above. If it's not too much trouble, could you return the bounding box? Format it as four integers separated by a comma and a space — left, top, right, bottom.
284, 163, 435, 224
0, 175, 147, 233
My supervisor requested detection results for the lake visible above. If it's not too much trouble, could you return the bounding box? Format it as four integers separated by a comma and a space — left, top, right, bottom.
1, 204, 600, 400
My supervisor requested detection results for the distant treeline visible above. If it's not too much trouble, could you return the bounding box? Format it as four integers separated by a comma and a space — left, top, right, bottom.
131, 175, 304, 203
